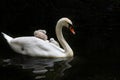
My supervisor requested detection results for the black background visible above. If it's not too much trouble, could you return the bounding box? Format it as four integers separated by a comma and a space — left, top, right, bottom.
1, 0, 120, 80
1, 0, 120, 62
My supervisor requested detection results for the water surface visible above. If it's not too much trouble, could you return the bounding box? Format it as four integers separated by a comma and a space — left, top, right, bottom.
0, 55, 120, 80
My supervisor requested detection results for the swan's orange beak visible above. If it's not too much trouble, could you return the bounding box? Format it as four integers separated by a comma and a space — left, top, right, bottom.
70, 26, 75, 35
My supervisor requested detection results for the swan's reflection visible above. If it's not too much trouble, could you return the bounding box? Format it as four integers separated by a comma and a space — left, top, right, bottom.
2, 56, 73, 80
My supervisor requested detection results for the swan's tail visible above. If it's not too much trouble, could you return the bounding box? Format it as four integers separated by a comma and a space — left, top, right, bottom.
1, 32, 13, 43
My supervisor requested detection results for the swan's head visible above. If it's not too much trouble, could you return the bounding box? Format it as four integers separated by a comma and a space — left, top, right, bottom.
57, 17, 75, 34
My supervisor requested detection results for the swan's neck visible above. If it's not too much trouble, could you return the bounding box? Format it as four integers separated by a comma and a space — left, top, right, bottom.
56, 23, 73, 57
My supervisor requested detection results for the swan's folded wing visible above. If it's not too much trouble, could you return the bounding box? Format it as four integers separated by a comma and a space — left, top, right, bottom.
49, 42, 65, 52
9, 36, 66, 57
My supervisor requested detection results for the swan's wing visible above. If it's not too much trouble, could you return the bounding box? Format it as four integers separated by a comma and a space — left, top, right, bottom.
49, 42, 64, 52
49, 38, 60, 47
10, 36, 51, 51
10, 37, 65, 57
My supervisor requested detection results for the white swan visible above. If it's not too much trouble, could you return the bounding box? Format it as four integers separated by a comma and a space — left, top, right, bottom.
2, 17, 75, 58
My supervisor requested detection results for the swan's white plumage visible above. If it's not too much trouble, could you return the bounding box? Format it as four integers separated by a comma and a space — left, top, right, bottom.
2, 17, 74, 58
2, 32, 13, 43
8, 36, 65, 57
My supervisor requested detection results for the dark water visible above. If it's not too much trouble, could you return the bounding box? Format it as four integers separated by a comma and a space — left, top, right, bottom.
0, 56, 73, 80
0, 53, 120, 80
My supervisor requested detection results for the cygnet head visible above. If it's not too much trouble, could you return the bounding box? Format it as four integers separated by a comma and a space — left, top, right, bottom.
37, 30, 47, 34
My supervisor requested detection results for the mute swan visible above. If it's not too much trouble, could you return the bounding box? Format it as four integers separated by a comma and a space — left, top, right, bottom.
2, 17, 75, 58
34, 29, 48, 40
